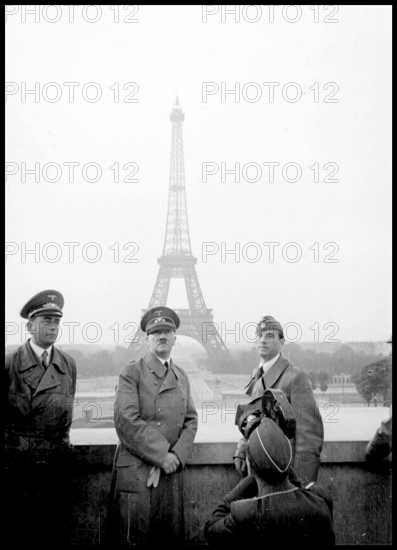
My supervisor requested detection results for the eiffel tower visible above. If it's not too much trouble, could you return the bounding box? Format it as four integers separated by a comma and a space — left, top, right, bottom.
128, 98, 232, 370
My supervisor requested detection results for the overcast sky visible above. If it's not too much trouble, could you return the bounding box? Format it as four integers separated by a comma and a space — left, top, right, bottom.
5, 5, 392, 348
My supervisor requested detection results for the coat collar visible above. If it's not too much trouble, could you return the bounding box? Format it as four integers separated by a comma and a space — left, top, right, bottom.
18, 342, 66, 374
142, 351, 181, 393
262, 353, 291, 388
142, 351, 180, 380
246, 353, 291, 395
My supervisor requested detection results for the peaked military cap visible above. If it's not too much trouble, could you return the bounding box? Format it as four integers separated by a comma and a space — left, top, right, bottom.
141, 306, 180, 335
256, 315, 284, 338
20, 289, 64, 319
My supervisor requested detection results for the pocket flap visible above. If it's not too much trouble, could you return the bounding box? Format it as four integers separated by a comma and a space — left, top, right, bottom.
116, 448, 140, 467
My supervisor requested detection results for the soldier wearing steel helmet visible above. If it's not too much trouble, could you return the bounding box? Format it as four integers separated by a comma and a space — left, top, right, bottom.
109, 306, 198, 546
5, 289, 77, 547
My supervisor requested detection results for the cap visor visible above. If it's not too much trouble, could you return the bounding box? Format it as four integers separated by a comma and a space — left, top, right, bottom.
147, 323, 175, 334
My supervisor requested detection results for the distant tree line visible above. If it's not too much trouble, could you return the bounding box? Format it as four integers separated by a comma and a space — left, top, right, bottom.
219, 342, 388, 379
5, 342, 390, 382
64, 346, 128, 377
2, 345, 131, 379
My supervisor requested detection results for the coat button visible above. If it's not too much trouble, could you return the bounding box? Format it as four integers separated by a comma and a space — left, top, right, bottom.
157, 422, 161, 426
158, 408, 162, 412
154, 381, 158, 385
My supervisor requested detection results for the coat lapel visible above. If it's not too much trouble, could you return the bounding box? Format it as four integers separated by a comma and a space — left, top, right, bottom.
263, 354, 291, 389
143, 351, 167, 377
51, 347, 66, 374
159, 358, 179, 393
33, 346, 65, 396
142, 352, 179, 393
18, 342, 39, 372
245, 366, 262, 396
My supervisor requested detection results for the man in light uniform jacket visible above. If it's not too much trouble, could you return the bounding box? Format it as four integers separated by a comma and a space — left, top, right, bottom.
110, 306, 198, 546
234, 315, 324, 485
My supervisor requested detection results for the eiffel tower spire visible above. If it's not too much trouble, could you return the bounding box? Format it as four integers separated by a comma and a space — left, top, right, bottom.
163, 98, 192, 256
128, 99, 232, 370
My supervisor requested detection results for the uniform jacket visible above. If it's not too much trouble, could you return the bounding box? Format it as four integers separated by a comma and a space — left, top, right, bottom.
114, 351, 198, 468
110, 351, 198, 544
239, 353, 324, 483
204, 475, 335, 546
5, 341, 77, 450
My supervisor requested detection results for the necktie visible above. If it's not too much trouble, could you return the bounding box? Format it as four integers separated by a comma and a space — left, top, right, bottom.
251, 366, 265, 398
41, 350, 49, 368
164, 361, 169, 369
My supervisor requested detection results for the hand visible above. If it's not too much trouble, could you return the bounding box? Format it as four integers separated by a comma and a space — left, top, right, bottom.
147, 466, 161, 488
234, 457, 247, 476
161, 452, 180, 475
234, 438, 248, 476
244, 415, 262, 439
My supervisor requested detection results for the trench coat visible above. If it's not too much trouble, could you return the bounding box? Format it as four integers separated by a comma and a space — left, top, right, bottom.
5, 341, 77, 547
236, 353, 324, 484
109, 351, 198, 545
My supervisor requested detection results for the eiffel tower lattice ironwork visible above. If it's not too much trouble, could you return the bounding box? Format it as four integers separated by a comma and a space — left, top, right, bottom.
128, 98, 232, 368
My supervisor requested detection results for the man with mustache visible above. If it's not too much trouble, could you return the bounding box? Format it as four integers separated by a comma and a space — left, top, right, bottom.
109, 306, 198, 546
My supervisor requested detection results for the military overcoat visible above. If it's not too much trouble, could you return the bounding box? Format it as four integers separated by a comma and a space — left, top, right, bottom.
5, 341, 77, 547
239, 353, 324, 483
5, 341, 76, 449
110, 351, 198, 545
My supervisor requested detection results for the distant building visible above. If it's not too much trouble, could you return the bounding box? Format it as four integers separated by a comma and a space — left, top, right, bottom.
299, 341, 390, 356
332, 373, 351, 384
